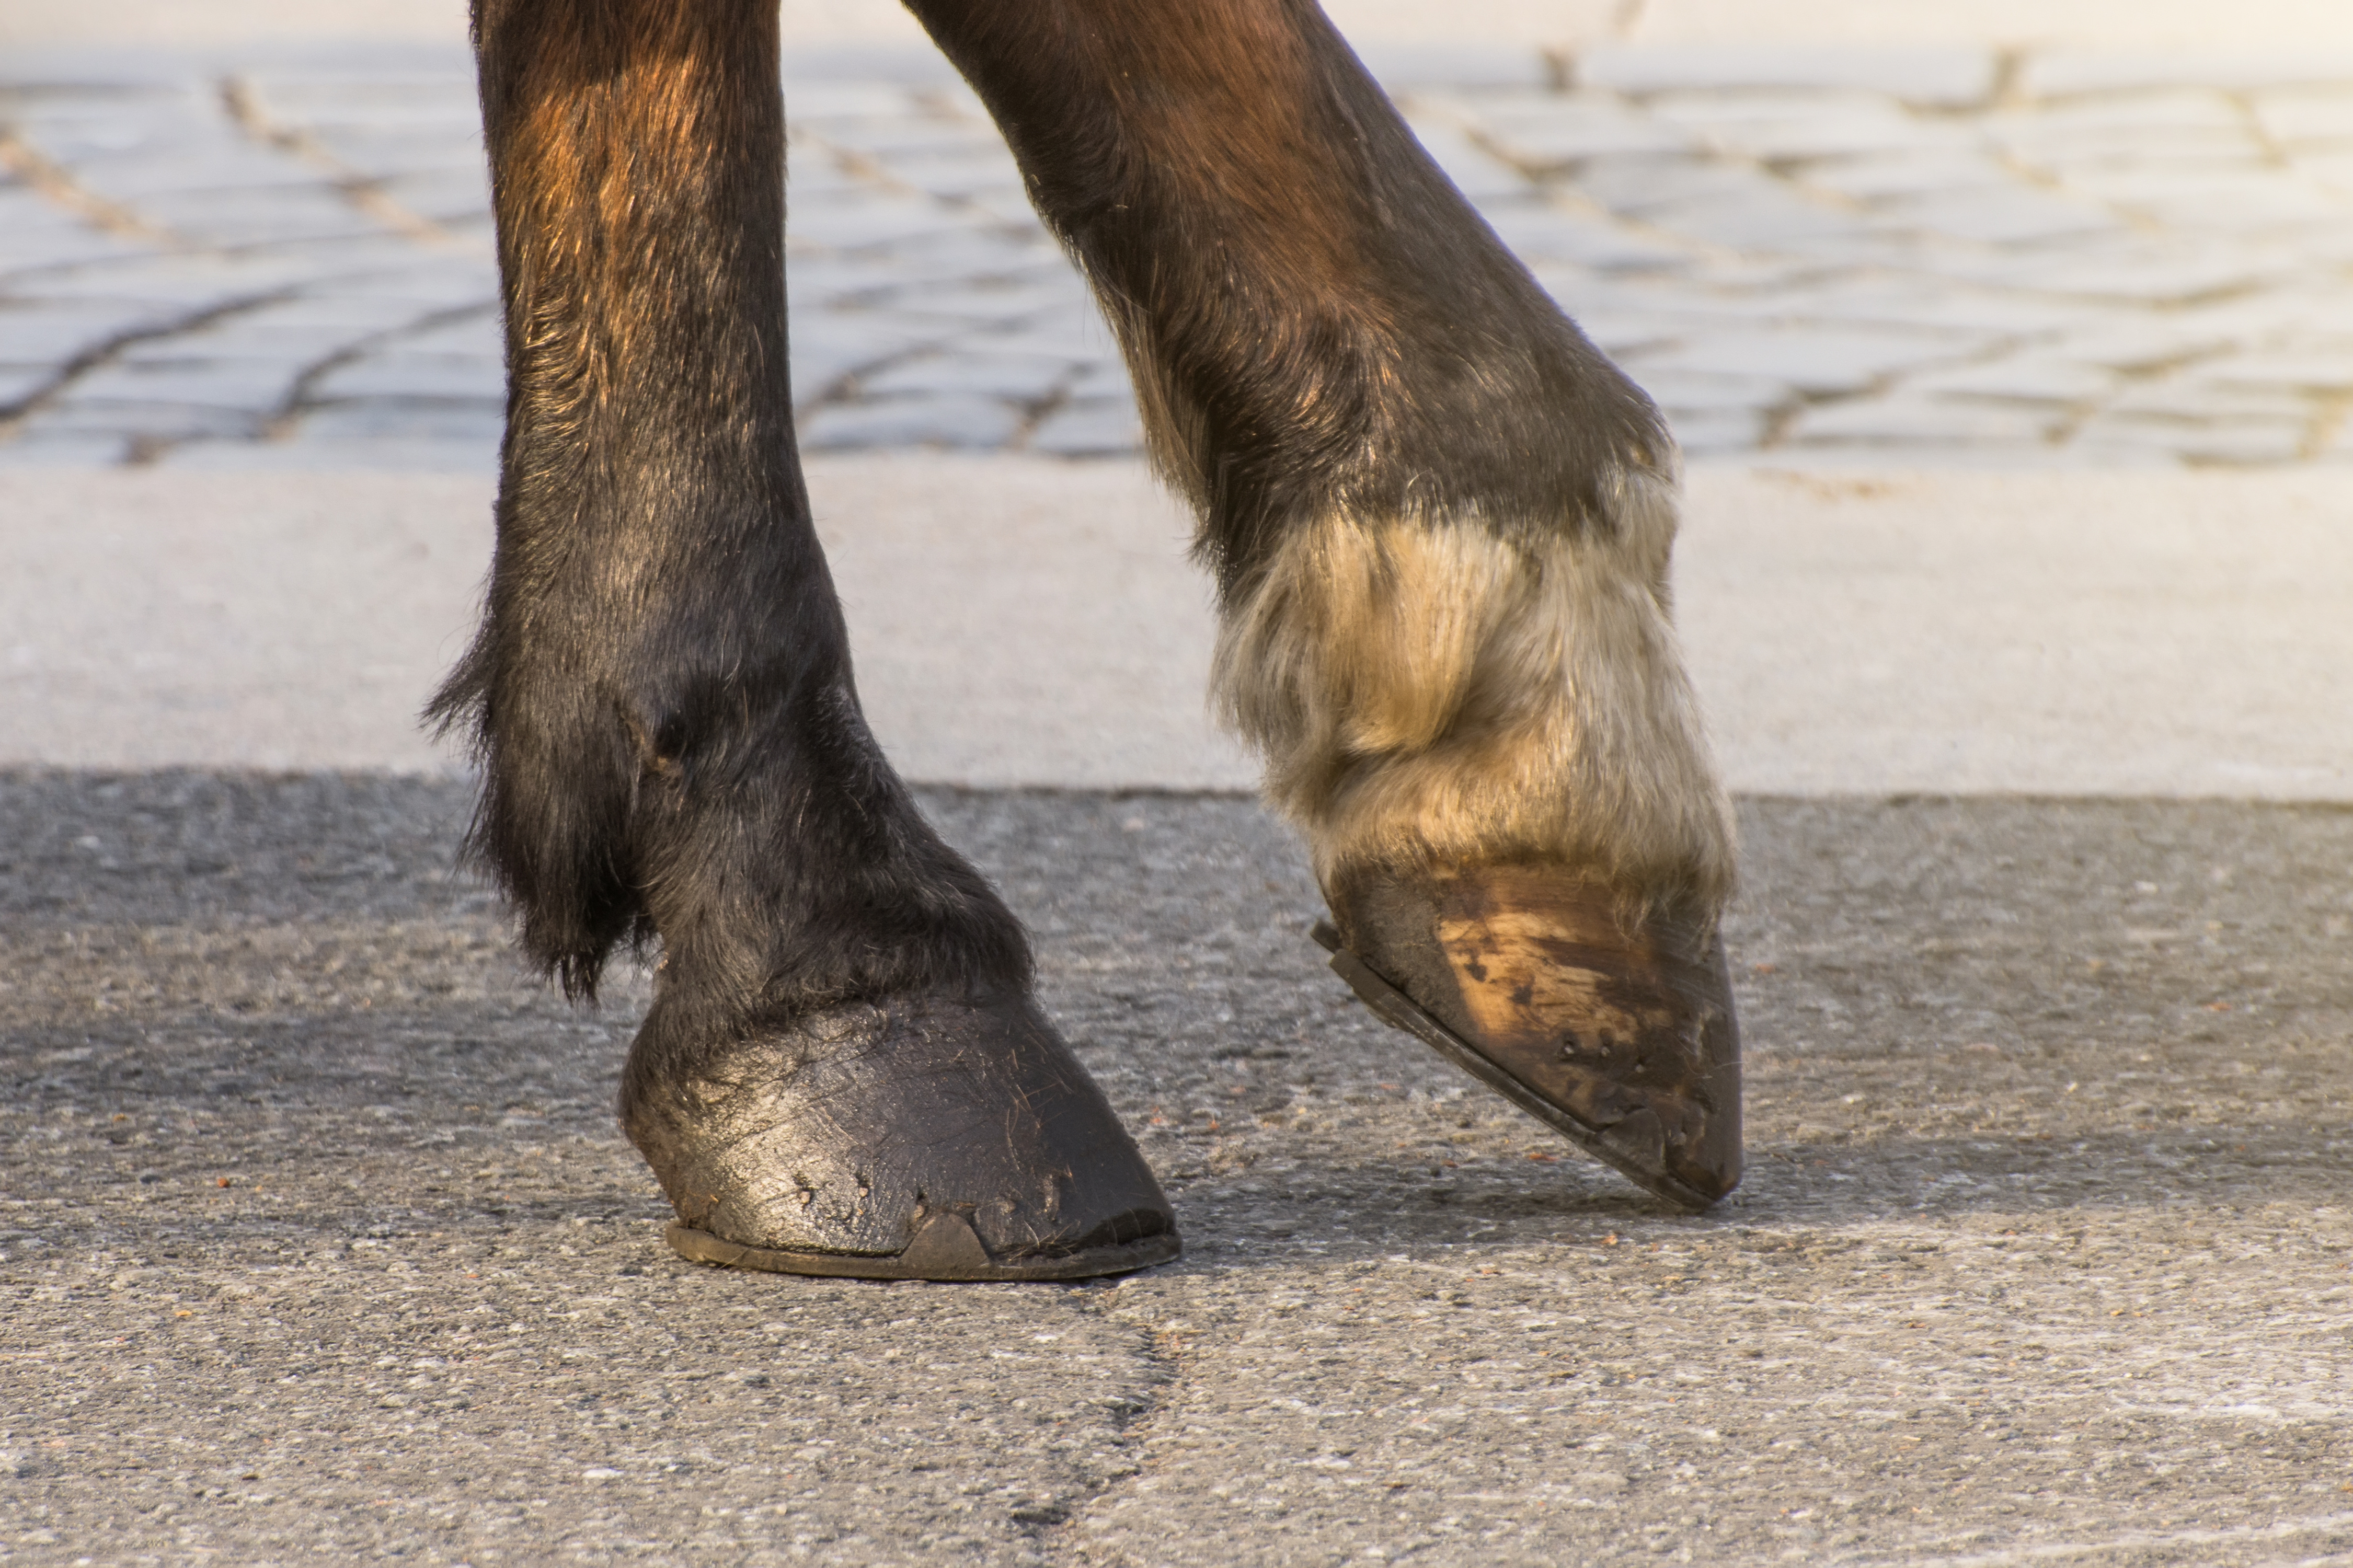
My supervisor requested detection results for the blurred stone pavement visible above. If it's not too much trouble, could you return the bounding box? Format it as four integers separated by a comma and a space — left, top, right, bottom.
9, 32, 2353, 469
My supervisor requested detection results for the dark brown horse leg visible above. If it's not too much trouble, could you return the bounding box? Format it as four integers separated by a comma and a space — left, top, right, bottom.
434, 0, 1175, 1278
910, 0, 1741, 1206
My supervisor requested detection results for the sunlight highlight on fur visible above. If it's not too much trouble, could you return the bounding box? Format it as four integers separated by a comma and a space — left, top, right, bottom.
1210, 467, 1736, 921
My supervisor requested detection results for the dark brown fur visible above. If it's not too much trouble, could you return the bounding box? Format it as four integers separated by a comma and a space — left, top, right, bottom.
434, 0, 1029, 1101
435, 0, 1700, 1101
908, 0, 1670, 598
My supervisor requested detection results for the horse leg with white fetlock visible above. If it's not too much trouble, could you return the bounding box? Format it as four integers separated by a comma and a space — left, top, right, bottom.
913, 0, 1743, 1206
438, 0, 1177, 1279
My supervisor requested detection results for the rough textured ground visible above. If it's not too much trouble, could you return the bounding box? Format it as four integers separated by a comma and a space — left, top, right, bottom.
2, 774, 2348, 1564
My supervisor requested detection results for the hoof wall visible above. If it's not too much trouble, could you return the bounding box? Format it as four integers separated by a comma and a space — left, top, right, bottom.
665, 1216, 1181, 1282
626, 986, 1180, 1280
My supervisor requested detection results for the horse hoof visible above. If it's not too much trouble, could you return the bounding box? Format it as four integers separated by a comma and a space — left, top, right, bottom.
623, 988, 1179, 1281
1317, 863, 1741, 1210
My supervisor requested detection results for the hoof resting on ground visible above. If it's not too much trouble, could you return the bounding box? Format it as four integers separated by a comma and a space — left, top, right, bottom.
625, 988, 1179, 1281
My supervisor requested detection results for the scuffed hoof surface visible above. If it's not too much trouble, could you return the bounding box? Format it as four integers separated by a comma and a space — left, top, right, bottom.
624, 989, 1179, 1282
1321, 864, 1741, 1210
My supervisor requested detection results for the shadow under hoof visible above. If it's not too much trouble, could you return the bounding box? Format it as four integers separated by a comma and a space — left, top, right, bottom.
665, 1214, 1181, 1282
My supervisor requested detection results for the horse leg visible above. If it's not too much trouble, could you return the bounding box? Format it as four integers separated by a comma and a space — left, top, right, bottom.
911, 0, 1742, 1205
436, 0, 1175, 1278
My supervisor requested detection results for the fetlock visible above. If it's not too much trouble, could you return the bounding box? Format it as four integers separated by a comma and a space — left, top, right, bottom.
1209, 454, 1743, 1206
1213, 465, 1736, 927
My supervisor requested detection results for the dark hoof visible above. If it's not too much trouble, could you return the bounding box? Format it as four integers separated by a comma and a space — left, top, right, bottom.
1319, 863, 1741, 1210
624, 988, 1179, 1282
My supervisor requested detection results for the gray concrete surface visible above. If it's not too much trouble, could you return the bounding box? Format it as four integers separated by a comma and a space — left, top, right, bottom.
8, 463, 2350, 802
11, 43, 2353, 471
4, 774, 2350, 1564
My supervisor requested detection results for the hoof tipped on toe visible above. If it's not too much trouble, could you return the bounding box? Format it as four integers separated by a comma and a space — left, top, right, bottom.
625, 989, 1179, 1282
1321, 863, 1741, 1210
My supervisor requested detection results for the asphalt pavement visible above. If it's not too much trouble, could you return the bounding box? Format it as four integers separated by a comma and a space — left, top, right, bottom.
4, 774, 2349, 1565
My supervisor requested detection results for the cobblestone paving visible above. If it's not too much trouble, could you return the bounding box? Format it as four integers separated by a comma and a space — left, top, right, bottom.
6, 43, 2353, 470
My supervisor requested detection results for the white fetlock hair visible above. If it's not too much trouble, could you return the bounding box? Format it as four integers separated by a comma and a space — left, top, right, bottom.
1210, 464, 1736, 921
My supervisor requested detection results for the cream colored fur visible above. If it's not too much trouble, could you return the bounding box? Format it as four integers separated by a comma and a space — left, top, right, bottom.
1210, 467, 1737, 920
